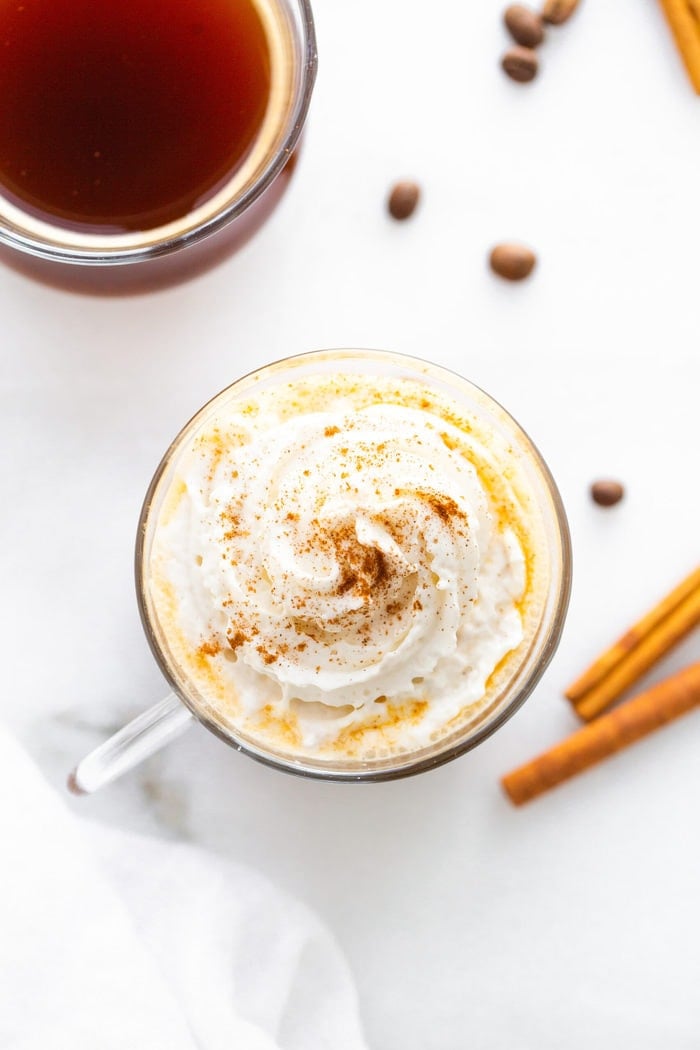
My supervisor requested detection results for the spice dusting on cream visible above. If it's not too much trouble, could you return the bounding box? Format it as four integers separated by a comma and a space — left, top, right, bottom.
148, 372, 537, 760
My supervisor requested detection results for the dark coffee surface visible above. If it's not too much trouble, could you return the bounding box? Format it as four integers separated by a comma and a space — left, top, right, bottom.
0, 0, 271, 231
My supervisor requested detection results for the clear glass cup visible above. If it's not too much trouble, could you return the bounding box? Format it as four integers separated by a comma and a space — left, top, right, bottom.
70, 350, 572, 793
0, 0, 316, 295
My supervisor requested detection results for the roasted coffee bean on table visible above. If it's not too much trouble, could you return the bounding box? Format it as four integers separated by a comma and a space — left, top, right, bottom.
590, 480, 625, 507
501, 45, 539, 83
489, 243, 537, 281
504, 4, 545, 48
387, 181, 421, 221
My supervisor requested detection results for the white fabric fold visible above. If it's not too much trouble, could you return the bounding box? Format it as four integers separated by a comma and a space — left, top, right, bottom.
0, 728, 366, 1050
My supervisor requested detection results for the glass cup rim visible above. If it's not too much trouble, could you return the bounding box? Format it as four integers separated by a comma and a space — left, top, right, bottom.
0, 0, 317, 267
135, 348, 572, 783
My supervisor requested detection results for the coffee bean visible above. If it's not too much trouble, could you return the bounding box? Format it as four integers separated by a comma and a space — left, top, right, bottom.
489, 243, 537, 280
542, 0, 579, 25
504, 5, 545, 47
387, 181, 421, 220
590, 480, 625, 507
501, 45, 539, 82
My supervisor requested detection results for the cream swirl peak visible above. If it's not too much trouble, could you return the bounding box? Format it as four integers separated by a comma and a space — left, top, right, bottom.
148, 371, 535, 760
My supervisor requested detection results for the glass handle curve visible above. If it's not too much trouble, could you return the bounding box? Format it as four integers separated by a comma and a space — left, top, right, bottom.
68, 693, 194, 795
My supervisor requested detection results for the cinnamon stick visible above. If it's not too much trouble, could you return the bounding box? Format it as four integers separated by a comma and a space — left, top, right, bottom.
658, 0, 700, 93
565, 566, 700, 721
502, 663, 700, 805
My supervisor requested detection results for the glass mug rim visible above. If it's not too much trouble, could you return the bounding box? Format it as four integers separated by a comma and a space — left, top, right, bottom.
135, 348, 573, 783
0, 0, 317, 267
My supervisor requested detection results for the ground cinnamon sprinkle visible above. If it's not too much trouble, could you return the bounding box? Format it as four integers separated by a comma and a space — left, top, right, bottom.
227, 630, 248, 650
440, 431, 460, 452
420, 491, 464, 524
393, 487, 467, 529
220, 504, 242, 541
324, 425, 340, 437
330, 522, 390, 600
257, 646, 277, 665
198, 640, 221, 657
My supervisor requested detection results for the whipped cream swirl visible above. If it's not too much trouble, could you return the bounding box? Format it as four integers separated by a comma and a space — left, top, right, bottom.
152, 387, 528, 754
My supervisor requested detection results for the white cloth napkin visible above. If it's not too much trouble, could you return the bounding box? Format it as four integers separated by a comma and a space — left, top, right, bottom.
0, 729, 367, 1050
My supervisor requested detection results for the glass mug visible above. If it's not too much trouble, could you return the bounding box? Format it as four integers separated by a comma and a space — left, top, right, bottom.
0, 0, 316, 295
70, 350, 572, 793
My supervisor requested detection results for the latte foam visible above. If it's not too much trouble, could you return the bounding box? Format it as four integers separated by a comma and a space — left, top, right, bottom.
146, 369, 544, 762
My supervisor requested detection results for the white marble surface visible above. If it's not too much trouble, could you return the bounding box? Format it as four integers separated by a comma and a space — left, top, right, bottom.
2, 0, 700, 1046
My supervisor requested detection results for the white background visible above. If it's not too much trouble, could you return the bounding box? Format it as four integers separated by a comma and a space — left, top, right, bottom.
2, 0, 700, 1046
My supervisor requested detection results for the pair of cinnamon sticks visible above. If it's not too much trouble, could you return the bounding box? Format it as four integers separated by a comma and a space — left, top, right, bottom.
502, 566, 700, 805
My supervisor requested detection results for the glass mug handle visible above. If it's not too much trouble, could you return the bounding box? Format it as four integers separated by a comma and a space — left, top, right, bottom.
68, 694, 193, 795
